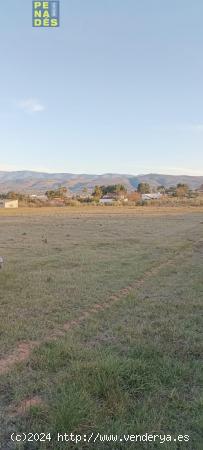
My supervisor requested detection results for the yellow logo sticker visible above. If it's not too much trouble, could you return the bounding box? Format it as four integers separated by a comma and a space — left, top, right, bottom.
32, 1, 60, 27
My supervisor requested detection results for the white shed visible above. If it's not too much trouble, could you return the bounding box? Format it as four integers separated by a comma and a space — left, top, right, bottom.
99, 195, 116, 205
141, 193, 162, 201
0, 199, 19, 208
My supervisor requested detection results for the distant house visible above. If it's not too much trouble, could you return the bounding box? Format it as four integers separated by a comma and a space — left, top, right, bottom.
99, 194, 116, 205
99, 193, 128, 204
141, 193, 163, 201
0, 199, 19, 208
30, 194, 48, 201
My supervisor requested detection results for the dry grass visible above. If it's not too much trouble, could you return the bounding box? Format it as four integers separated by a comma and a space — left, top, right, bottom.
1, 205, 203, 217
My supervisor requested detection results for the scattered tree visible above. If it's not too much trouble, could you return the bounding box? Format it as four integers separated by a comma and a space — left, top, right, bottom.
100, 184, 125, 195
82, 187, 88, 196
137, 183, 150, 194
175, 183, 189, 198
166, 186, 176, 196
157, 185, 166, 193
92, 185, 102, 199
45, 187, 67, 199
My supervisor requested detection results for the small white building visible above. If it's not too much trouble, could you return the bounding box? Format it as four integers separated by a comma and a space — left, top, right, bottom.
30, 194, 48, 201
141, 193, 162, 201
99, 195, 116, 205
0, 199, 19, 208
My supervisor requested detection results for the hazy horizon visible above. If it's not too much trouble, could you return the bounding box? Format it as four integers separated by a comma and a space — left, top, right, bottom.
0, 166, 203, 178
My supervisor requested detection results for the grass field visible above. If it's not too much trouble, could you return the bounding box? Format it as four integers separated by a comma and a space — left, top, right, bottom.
0, 207, 202, 449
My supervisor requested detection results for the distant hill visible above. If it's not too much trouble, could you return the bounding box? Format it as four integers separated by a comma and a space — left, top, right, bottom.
0, 171, 203, 194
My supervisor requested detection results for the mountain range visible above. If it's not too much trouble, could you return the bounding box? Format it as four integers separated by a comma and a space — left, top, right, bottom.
0, 171, 203, 194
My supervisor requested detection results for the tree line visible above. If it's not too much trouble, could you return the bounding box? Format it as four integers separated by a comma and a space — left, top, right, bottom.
0, 182, 199, 204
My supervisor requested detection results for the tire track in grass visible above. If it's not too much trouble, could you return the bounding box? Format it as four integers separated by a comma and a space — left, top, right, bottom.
3, 238, 201, 418
1, 233, 200, 376
0, 251, 186, 376
5, 255, 179, 419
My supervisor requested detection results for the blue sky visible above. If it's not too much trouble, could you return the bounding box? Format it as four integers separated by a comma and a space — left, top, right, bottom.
1, 0, 203, 175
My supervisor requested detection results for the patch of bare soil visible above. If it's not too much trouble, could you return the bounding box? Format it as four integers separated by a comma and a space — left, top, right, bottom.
8, 396, 43, 416
0, 342, 39, 376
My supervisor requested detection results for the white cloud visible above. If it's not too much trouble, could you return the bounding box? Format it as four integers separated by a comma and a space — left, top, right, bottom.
151, 167, 203, 176
18, 98, 45, 113
188, 124, 203, 132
